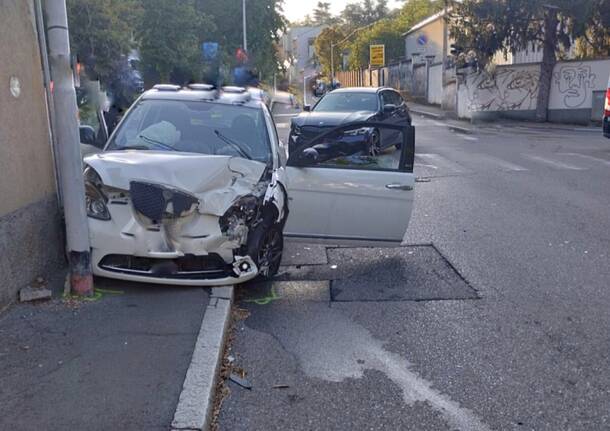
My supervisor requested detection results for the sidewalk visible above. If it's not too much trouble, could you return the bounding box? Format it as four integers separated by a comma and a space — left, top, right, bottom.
408, 101, 602, 135
0, 274, 210, 431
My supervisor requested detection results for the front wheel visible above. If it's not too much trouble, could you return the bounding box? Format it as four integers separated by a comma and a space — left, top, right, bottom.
369, 129, 381, 156
255, 225, 284, 279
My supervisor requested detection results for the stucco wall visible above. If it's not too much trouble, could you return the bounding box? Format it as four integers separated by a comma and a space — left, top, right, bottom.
457, 64, 541, 120
0, 0, 64, 307
405, 18, 447, 64
457, 59, 610, 124
548, 60, 610, 112
427, 63, 443, 105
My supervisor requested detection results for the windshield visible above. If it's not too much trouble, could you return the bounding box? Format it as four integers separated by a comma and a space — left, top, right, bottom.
313, 92, 378, 112
106, 99, 271, 163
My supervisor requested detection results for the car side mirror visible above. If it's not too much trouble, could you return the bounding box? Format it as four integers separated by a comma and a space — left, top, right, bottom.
383, 104, 397, 114
303, 104, 311, 112
79, 125, 98, 147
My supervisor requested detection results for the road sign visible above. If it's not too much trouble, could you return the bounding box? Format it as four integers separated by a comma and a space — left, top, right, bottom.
370, 44, 385, 68
202, 42, 219, 61
417, 34, 428, 46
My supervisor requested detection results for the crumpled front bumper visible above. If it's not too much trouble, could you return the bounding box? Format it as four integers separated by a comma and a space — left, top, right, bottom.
89, 209, 259, 286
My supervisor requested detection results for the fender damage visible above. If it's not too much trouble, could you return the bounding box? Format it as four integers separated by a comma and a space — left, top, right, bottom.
84, 151, 286, 285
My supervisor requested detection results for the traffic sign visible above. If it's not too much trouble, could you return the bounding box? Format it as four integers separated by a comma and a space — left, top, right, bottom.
202, 42, 219, 61
370, 44, 385, 68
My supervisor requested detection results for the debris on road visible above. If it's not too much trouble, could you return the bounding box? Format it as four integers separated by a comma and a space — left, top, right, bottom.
229, 373, 252, 390
19, 286, 52, 302
272, 384, 290, 389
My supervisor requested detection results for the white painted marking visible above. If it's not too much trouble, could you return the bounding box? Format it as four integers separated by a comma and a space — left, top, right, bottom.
461, 135, 479, 142
272, 304, 491, 431
524, 154, 585, 170
560, 152, 610, 167
276, 123, 289, 129
273, 113, 299, 117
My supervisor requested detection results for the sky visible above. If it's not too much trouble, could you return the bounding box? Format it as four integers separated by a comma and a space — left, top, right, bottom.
282, 0, 404, 23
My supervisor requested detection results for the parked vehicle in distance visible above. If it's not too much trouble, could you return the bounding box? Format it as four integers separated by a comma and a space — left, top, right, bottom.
289, 87, 411, 156
603, 74, 610, 138
81, 84, 416, 286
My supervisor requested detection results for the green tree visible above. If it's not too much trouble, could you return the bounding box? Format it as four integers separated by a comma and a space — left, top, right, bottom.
314, 27, 346, 76
345, 0, 442, 69
450, 0, 610, 122
340, 0, 392, 29
313, 2, 333, 25
66, 0, 141, 83
198, 0, 287, 83
137, 0, 215, 84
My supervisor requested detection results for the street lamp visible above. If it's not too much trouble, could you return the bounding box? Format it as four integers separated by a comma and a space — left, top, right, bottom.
242, 0, 248, 52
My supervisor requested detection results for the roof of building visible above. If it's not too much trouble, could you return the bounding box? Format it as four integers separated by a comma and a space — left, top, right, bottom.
402, 9, 448, 37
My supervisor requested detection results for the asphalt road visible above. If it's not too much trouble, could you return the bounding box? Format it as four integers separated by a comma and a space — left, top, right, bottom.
218, 104, 610, 430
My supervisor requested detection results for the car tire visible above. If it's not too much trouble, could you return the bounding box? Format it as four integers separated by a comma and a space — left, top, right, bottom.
369, 129, 381, 156
247, 222, 284, 280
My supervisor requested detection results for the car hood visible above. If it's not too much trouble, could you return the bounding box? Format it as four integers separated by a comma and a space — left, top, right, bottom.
292, 111, 375, 127
84, 151, 267, 216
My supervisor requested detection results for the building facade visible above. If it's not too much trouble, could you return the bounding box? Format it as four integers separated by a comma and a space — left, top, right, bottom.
281, 25, 326, 84
0, 0, 64, 308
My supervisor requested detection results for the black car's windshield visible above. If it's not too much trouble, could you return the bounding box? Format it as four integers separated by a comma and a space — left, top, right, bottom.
106, 99, 271, 163
313, 92, 378, 112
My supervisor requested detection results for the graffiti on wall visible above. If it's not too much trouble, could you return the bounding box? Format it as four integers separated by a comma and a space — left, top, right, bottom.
553, 64, 596, 108
463, 67, 540, 112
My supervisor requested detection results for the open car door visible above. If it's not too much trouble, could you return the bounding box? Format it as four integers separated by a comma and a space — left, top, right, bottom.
284, 122, 415, 246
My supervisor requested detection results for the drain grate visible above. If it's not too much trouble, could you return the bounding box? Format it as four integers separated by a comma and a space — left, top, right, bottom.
328, 245, 478, 302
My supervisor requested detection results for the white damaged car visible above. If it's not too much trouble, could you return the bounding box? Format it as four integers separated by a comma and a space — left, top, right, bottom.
83, 84, 416, 286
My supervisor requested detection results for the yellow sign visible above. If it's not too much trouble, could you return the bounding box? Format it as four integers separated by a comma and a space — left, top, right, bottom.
370, 44, 385, 68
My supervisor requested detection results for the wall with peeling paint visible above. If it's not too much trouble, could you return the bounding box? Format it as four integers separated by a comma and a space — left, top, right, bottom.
0, 0, 64, 307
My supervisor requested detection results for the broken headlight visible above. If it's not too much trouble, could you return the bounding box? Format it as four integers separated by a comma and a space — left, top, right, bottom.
343, 127, 373, 136
222, 195, 260, 225
84, 167, 111, 221
219, 195, 262, 243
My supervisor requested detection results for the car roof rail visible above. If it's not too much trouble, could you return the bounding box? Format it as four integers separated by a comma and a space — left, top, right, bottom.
152, 84, 181, 91
221, 86, 247, 94
187, 83, 216, 91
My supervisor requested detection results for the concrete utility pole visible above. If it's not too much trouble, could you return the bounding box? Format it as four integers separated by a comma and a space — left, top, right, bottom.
242, 0, 248, 52
43, 0, 93, 296
442, 0, 448, 81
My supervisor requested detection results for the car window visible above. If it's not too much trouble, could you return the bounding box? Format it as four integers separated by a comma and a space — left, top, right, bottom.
390, 91, 403, 106
291, 124, 408, 172
381, 90, 401, 107
313, 92, 378, 112
106, 99, 271, 163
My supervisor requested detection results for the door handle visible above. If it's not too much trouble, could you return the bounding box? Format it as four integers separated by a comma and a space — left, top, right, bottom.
386, 183, 413, 191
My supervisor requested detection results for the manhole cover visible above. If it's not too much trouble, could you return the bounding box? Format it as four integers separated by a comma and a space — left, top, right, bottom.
328, 245, 478, 302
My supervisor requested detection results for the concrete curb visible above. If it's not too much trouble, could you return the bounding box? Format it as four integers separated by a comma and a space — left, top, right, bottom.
171, 286, 234, 431
411, 107, 474, 135
447, 124, 474, 135
410, 108, 444, 120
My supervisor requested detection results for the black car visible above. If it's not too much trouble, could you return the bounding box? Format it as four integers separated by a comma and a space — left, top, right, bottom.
289, 87, 411, 155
